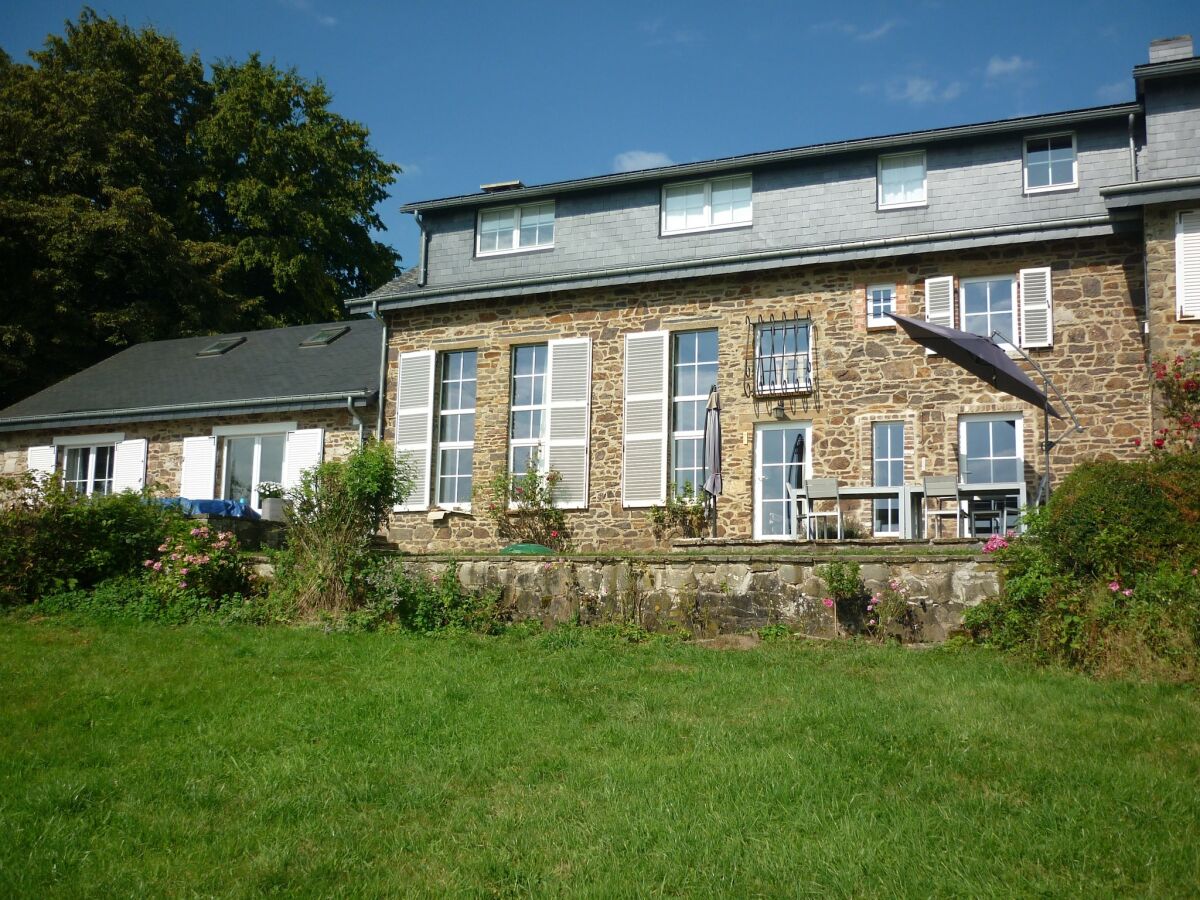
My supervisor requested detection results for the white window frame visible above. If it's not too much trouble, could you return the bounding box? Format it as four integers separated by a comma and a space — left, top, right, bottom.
509, 343, 548, 480
670, 329, 719, 497
753, 421, 813, 541
753, 320, 811, 395
871, 421, 905, 537
660, 173, 753, 236
220, 433, 286, 510
475, 201, 555, 257
435, 349, 477, 511
62, 443, 116, 496
877, 150, 927, 210
866, 283, 897, 328
960, 275, 1017, 350
1023, 132, 1077, 195
958, 413, 1024, 486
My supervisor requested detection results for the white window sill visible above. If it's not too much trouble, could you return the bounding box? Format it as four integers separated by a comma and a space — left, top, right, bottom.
660, 221, 752, 238
877, 200, 927, 211
1023, 183, 1078, 196
476, 244, 554, 258
866, 316, 896, 329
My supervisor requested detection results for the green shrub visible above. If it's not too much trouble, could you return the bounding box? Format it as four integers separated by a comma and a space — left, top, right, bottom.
0, 475, 181, 605
477, 462, 569, 551
274, 440, 414, 615
37, 575, 251, 625
648, 483, 709, 541
1038, 456, 1200, 580
361, 559, 510, 634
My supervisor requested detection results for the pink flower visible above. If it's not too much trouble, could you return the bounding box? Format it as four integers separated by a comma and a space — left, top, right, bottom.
550, 530, 559, 538
180, 568, 189, 575
822, 597, 834, 608
1122, 588, 1133, 597
868, 618, 877, 626
1108, 581, 1121, 592
152, 561, 163, 572
143, 559, 154, 567
180, 582, 188, 589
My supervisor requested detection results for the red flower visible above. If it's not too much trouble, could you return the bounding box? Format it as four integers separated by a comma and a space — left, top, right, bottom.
1185, 380, 1198, 392
1154, 438, 1166, 449
1131, 437, 1142, 447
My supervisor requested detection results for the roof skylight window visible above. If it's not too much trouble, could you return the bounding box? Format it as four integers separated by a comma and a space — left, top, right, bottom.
299, 325, 351, 348
196, 336, 246, 357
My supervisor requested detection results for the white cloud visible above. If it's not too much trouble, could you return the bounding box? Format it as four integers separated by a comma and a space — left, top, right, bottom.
639, 19, 703, 47
986, 55, 1034, 79
1095, 80, 1130, 103
278, 0, 337, 27
398, 162, 423, 177
810, 19, 896, 41
613, 150, 675, 173
886, 76, 964, 105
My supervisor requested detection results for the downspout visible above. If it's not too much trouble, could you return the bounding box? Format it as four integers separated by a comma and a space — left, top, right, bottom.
347, 395, 365, 446
415, 211, 429, 287
1127, 112, 1137, 182
373, 299, 388, 441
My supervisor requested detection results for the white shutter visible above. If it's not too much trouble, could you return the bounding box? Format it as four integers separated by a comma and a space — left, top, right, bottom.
623, 331, 668, 507
283, 428, 324, 489
1018, 267, 1053, 348
394, 350, 435, 511
1177, 211, 1200, 320
26, 445, 56, 478
545, 338, 592, 509
923, 276, 956, 355
180, 436, 217, 500
111, 439, 147, 493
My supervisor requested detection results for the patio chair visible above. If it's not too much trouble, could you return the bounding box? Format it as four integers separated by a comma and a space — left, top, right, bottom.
784, 483, 807, 540
804, 477, 843, 540
923, 475, 960, 539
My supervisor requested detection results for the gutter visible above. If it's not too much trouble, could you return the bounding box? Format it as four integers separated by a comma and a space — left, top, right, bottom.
1100, 174, 1200, 195
0, 389, 377, 433
372, 299, 388, 440
347, 395, 365, 445
399, 103, 1141, 214
1127, 113, 1138, 182
349, 212, 1138, 312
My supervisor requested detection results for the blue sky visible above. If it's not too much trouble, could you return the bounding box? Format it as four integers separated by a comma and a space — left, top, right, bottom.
2, 1, 1195, 269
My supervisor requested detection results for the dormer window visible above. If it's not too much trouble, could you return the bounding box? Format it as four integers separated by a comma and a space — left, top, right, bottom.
661, 174, 752, 235
476, 201, 555, 255
1023, 134, 1077, 193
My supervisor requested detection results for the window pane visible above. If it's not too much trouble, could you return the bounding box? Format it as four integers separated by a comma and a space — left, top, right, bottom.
225, 437, 256, 504
480, 209, 514, 252
991, 420, 1017, 456
64, 447, 89, 490
259, 435, 285, 486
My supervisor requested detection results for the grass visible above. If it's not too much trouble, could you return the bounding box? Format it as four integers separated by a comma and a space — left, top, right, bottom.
1, 620, 1198, 896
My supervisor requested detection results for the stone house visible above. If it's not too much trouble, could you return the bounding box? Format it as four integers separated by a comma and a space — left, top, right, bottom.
0, 319, 383, 510
348, 37, 1200, 552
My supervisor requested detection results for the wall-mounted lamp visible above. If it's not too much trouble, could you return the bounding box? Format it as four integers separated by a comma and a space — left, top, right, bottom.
771, 399, 787, 420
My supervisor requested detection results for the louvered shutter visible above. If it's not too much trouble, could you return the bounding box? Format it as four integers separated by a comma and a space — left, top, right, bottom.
26, 445, 56, 479
111, 439, 147, 492
1018, 267, 1053, 348
394, 350, 435, 511
283, 428, 324, 489
180, 436, 217, 500
623, 331, 668, 507
1178, 211, 1200, 320
923, 275, 955, 338
545, 338, 592, 509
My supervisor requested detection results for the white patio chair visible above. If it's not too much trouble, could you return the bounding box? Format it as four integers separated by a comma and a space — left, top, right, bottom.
923, 475, 960, 539
804, 478, 843, 540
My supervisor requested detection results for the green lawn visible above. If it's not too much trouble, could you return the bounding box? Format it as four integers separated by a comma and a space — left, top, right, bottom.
2, 620, 1198, 897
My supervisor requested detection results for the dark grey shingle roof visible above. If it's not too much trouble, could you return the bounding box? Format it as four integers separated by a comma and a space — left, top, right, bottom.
0, 318, 383, 430
362, 267, 421, 303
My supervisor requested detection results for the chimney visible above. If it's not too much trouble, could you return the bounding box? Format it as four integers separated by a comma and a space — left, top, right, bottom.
1149, 35, 1193, 64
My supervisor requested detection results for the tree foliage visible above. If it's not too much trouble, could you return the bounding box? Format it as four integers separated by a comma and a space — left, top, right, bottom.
0, 9, 400, 407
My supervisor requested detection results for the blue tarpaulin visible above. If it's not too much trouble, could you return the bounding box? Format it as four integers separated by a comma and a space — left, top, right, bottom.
156, 498, 261, 520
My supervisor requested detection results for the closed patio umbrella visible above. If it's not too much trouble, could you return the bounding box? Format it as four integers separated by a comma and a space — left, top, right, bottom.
702, 386, 722, 537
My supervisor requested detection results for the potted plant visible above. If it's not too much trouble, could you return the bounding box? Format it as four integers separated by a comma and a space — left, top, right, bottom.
257, 481, 286, 521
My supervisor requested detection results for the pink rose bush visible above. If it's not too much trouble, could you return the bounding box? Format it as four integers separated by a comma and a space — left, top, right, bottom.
864, 578, 912, 643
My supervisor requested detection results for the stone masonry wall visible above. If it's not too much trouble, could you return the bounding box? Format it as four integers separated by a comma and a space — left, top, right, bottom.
384, 234, 1151, 552
0, 408, 364, 495
1145, 203, 1200, 430
397, 550, 1000, 642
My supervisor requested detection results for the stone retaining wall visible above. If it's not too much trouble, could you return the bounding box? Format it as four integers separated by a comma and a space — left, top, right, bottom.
392, 548, 999, 641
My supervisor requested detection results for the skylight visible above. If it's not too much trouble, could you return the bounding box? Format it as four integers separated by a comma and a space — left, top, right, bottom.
299, 325, 350, 348
196, 336, 246, 358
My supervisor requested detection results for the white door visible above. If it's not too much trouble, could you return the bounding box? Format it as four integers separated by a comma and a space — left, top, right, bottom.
754, 422, 812, 540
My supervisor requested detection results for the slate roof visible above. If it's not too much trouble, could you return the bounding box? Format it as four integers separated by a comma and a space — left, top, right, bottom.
361, 267, 421, 304
0, 318, 383, 431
